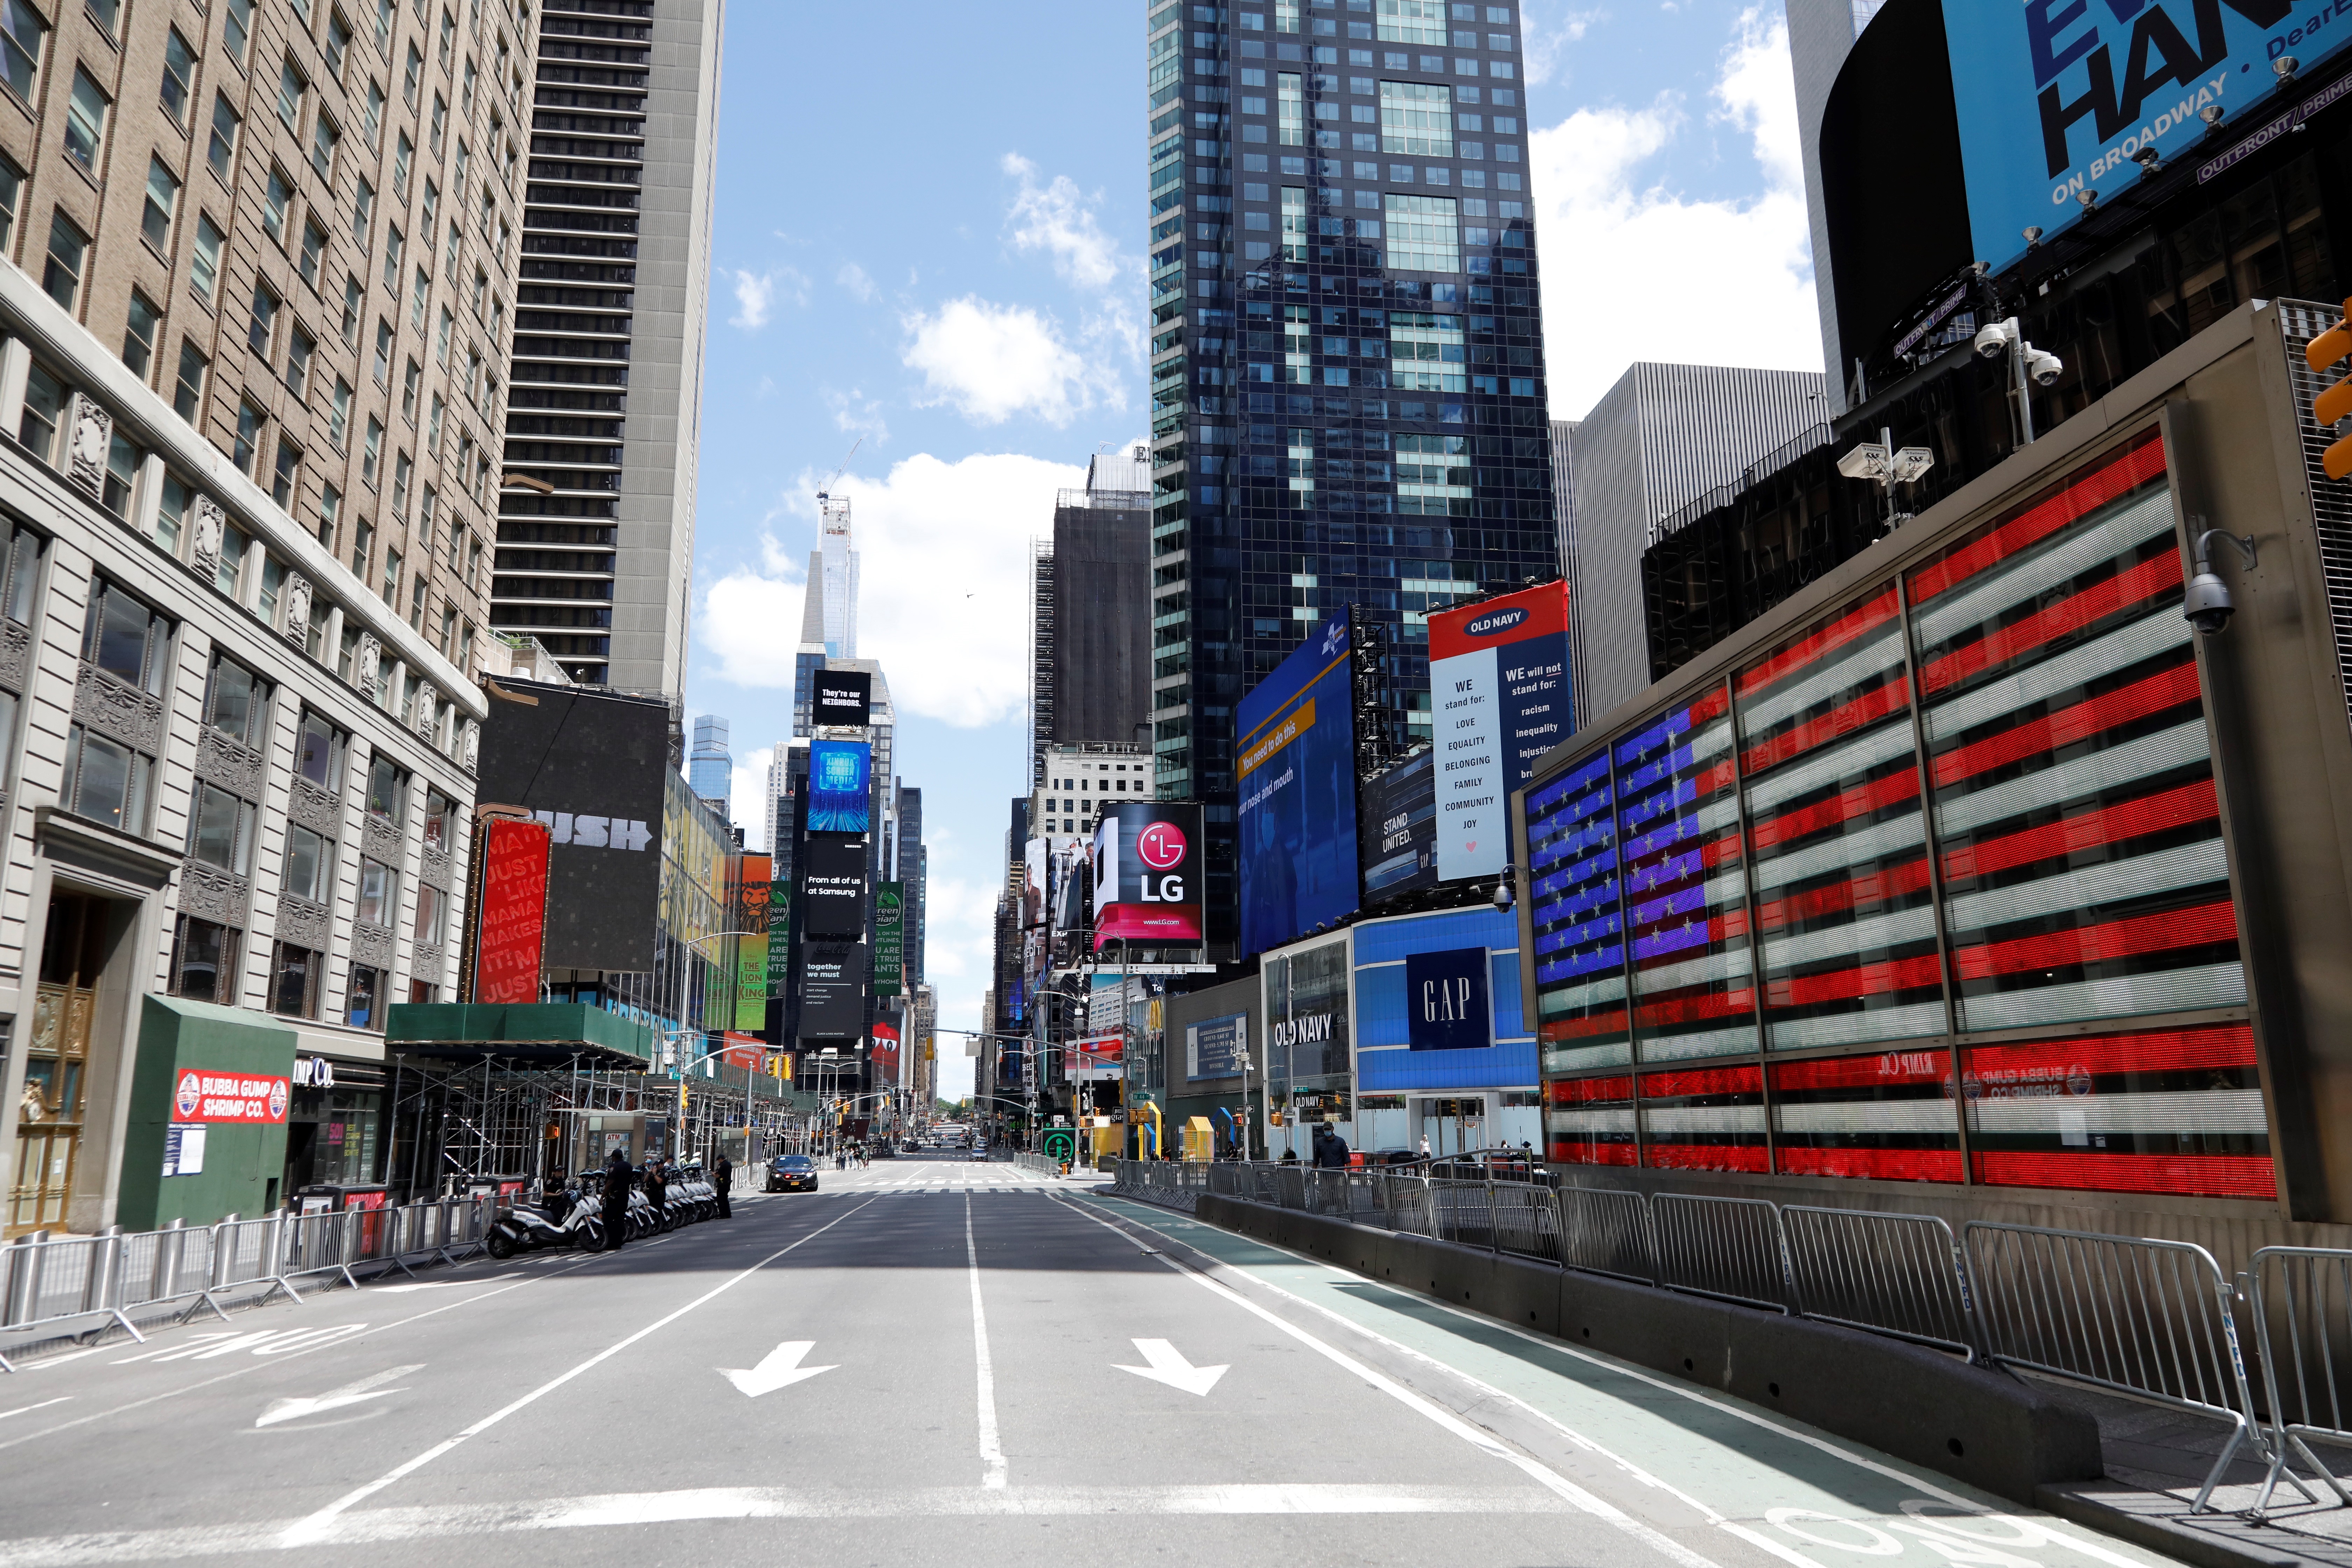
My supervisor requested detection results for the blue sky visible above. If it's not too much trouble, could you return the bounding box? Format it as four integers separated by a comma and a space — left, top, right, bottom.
683, 0, 1826, 1097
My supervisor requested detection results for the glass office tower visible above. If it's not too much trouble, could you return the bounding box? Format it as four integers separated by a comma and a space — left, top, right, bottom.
1147, 0, 1557, 942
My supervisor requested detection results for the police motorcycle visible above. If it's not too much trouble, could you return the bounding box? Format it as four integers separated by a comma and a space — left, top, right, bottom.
485, 1176, 604, 1258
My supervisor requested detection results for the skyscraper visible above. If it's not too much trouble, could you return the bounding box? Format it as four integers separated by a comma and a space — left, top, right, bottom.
494, 0, 724, 692
1147, 0, 1558, 940
688, 714, 731, 812
818, 492, 858, 658
1029, 449, 1153, 783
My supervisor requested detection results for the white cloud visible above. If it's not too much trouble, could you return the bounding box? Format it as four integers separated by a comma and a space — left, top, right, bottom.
697, 447, 1087, 727
728, 267, 807, 331
1525, 3, 1606, 84
825, 387, 890, 444
902, 297, 1111, 427
837, 262, 878, 303
730, 746, 775, 850
1003, 153, 1127, 292
1531, 7, 1822, 419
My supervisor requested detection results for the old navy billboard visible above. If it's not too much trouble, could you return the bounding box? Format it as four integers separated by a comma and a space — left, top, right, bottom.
1428, 582, 1569, 884
1236, 609, 1362, 960
1091, 802, 1204, 950
1944, 0, 2330, 274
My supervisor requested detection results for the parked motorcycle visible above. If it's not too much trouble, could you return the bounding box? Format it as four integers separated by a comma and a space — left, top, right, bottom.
485, 1184, 602, 1258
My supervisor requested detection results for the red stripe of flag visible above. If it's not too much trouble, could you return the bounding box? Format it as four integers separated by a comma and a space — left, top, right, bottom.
1550, 1075, 1634, 1104
1645, 1143, 1772, 1173
1637, 1064, 1763, 1096
1771, 1050, 1953, 1091
1777, 1146, 1965, 1182
1538, 1010, 1629, 1043
1965, 1021, 2253, 1077
1921, 552, 2183, 694
1634, 988, 1756, 1028
1908, 437, 2168, 604
1949, 900, 2238, 981
1972, 1149, 2275, 1200
1550, 1141, 1639, 1167
1735, 589, 1902, 698
1766, 953, 1944, 1007
1755, 857, 1933, 932
1941, 778, 2218, 882
1750, 769, 1921, 852
1932, 660, 2202, 789
1741, 677, 1910, 777
1686, 685, 1731, 727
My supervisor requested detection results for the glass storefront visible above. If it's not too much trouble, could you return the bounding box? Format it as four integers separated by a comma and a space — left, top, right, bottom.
283, 1060, 386, 1192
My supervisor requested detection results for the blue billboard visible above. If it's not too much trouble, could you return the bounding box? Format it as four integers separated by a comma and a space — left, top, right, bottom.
1237, 609, 1361, 959
807, 739, 872, 834
1946, 0, 2329, 275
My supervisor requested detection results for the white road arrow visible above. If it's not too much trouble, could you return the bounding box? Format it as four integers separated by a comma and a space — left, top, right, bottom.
720, 1341, 838, 1398
255, 1364, 424, 1428
1113, 1338, 1227, 1396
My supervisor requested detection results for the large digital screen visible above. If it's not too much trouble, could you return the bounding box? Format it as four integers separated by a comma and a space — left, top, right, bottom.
799, 838, 870, 940
1429, 582, 1569, 883
1091, 802, 1204, 950
798, 942, 865, 1040
1944, 0, 2325, 275
1360, 751, 1437, 903
1236, 609, 1361, 959
807, 739, 872, 834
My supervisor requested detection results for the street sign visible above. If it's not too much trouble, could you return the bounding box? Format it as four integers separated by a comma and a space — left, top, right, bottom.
1042, 1129, 1076, 1163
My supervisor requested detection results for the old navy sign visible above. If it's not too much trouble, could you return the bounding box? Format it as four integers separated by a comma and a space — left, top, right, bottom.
1428, 581, 1570, 884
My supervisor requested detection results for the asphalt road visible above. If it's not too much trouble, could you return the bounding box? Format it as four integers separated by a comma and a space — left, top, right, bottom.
0, 1156, 2179, 1568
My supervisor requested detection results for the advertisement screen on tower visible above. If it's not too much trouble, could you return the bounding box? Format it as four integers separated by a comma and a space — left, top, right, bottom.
1429, 582, 1570, 884
1236, 610, 1363, 959
807, 740, 872, 834
1090, 802, 1204, 951
800, 838, 870, 940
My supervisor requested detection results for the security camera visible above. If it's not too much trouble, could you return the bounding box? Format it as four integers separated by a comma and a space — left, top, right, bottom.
2026, 348, 2065, 386
2183, 569, 2234, 635
1974, 321, 2010, 360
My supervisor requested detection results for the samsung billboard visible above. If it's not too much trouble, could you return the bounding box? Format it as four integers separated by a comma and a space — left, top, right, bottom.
1236, 609, 1362, 960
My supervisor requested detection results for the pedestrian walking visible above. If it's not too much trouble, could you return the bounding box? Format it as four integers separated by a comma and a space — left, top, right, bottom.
600, 1147, 631, 1251
1419, 1133, 1431, 1159
713, 1154, 733, 1219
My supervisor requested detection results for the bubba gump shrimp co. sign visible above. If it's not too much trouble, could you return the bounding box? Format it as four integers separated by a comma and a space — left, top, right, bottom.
172, 1069, 292, 1124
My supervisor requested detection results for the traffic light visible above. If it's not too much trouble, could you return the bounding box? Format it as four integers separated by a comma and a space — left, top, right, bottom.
2308, 298, 2352, 479
1268, 1107, 1283, 1128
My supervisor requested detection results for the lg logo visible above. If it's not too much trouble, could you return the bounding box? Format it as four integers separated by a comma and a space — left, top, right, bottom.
1136, 819, 1186, 904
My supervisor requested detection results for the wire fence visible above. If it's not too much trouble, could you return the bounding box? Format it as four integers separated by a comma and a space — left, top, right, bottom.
1106, 1159, 2352, 1514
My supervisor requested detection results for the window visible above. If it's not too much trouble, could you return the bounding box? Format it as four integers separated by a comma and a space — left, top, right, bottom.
247, 281, 280, 359
0, 0, 44, 101
190, 214, 224, 300
357, 858, 395, 925
258, 555, 284, 625
283, 822, 330, 901
161, 29, 196, 126
373, 318, 392, 383
353, 177, 374, 247
204, 653, 269, 749
415, 881, 443, 941
268, 942, 320, 1018
383, 545, 400, 601
1380, 80, 1452, 155
444, 218, 460, 274
296, 708, 345, 789
345, 962, 382, 1029
216, 522, 248, 597
300, 218, 327, 288
83, 578, 172, 695
188, 780, 255, 874
392, 131, 412, 197
426, 393, 443, 453
286, 326, 315, 397
401, 357, 420, 420
0, 153, 21, 252
223, 0, 253, 61
366, 754, 406, 826
437, 6, 454, 66
402, 43, 420, 107
435, 306, 451, 364
41, 212, 85, 312
168, 916, 238, 1004
420, 178, 437, 233
263, 165, 293, 244
362, 416, 382, 485
326, 12, 353, 79
208, 94, 240, 179
1384, 192, 1460, 271
318, 482, 341, 550
410, 264, 429, 329
391, 453, 410, 516
173, 341, 207, 422
310, 112, 339, 180
234, 400, 266, 476
62, 725, 148, 832
101, 431, 139, 516
382, 222, 403, 288
329, 377, 353, 446
363, 80, 385, 145
122, 291, 160, 380
461, 54, 476, 113
277, 57, 307, 133
1278, 72, 1304, 144
62, 68, 105, 170
0, 519, 38, 625
156, 474, 192, 554
342, 275, 363, 344
429, 92, 445, 154
272, 438, 301, 508
138, 159, 180, 254
18, 362, 61, 462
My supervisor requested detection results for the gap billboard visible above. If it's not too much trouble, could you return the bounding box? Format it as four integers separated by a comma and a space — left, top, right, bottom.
1237, 609, 1363, 959
1429, 582, 1570, 883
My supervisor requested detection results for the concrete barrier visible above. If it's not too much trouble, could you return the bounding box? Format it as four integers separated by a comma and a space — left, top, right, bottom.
1193, 1193, 2100, 1506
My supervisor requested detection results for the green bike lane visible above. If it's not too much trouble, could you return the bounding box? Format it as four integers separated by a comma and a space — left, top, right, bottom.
1075, 1194, 2183, 1568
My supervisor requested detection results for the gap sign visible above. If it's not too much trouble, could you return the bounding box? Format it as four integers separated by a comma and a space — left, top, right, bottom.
1428, 582, 1571, 884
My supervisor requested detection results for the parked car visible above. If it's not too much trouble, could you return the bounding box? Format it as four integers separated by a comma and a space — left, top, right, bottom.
766, 1154, 820, 1193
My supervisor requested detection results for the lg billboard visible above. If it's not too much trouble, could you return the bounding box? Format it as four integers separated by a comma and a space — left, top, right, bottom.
1090, 802, 1204, 950
1236, 609, 1363, 959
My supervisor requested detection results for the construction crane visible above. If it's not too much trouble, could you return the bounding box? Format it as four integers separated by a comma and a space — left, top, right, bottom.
814, 438, 861, 506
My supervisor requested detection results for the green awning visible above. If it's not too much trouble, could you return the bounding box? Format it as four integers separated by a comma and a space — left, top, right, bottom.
384, 1002, 655, 1068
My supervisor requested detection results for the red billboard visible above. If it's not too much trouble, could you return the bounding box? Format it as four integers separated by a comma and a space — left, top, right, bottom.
715, 1032, 765, 1070
173, 1069, 290, 1124
1090, 802, 1204, 950
871, 1020, 901, 1084
473, 817, 552, 1003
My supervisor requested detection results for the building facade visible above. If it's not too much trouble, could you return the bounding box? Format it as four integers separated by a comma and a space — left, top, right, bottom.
1032, 465, 1152, 780
1030, 741, 1154, 840
494, 0, 722, 693
1146, 0, 1558, 943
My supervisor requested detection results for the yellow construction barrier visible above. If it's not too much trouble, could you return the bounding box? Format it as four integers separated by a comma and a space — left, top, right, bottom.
1183, 1116, 1214, 1162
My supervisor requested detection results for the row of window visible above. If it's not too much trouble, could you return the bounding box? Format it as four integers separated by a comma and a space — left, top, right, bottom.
169, 914, 441, 1028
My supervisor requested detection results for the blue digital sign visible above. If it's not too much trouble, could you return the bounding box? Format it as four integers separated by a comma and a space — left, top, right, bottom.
1946, 0, 2333, 274
807, 739, 872, 834
1237, 610, 1361, 959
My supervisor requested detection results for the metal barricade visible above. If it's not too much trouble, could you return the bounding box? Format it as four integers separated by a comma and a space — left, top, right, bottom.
1555, 1184, 1654, 1283
1783, 1205, 1974, 1359
115, 1220, 222, 1319
1269, 1165, 1307, 1213
0, 1230, 143, 1366
2245, 1246, 2352, 1514
1651, 1192, 1792, 1313
1382, 1173, 1437, 1237
1965, 1222, 2271, 1511
279, 1211, 361, 1291
1428, 1180, 1492, 1247
1491, 1182, 1561, 1262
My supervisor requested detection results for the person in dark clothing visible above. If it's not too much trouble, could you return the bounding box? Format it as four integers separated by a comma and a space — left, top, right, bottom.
644, 1159, 668, 1228
1312, 1126, 1351, 1169
600, 1148, 631, 1251
712, 1155, 733, 1219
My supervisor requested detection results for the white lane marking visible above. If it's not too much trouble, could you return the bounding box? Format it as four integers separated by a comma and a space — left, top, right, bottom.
719, 1342, 836, 1398
1113, 1338, 1226, 1396
256, 1366, 423, 1429
1052, 1198, 1731, 1568
0, 1399, 69, 1421
1088, 1200, 2155, 1568
278, 1197, 880, 1546
965, 1195, 1007, 1491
